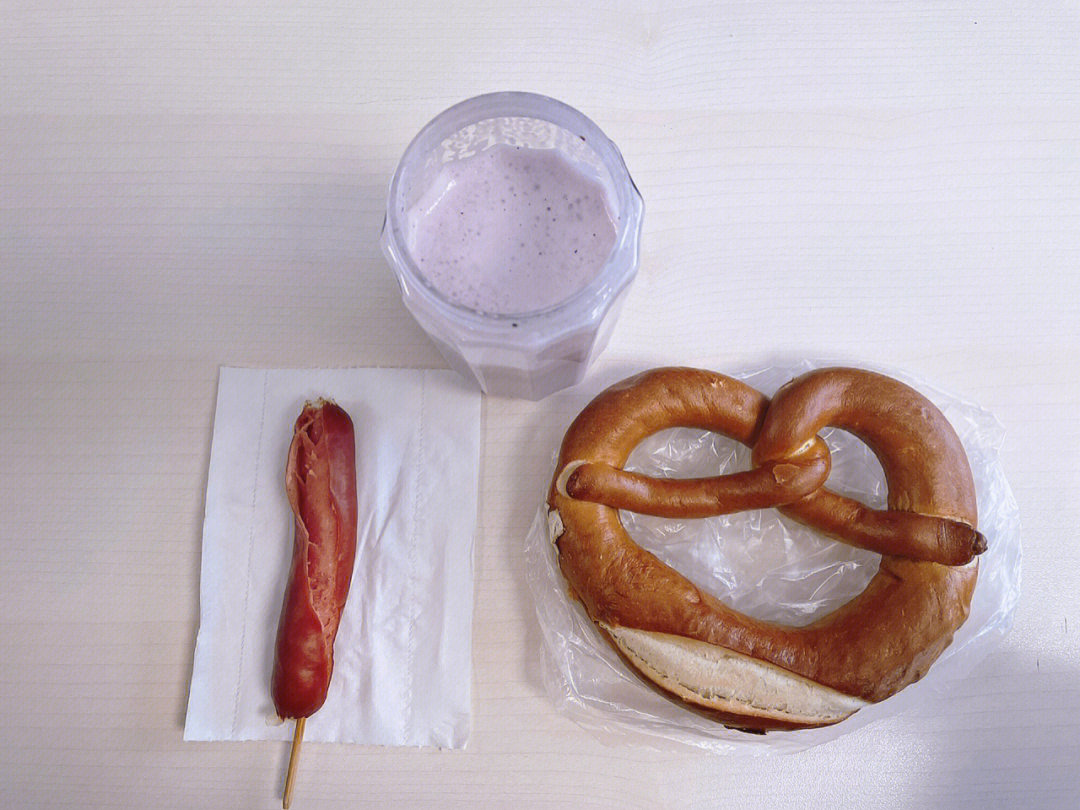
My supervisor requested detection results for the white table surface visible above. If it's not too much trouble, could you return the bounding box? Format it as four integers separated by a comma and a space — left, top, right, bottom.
3, 3, 1079, 808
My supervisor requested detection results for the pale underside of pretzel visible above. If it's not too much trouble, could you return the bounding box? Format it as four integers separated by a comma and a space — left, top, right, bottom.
546, 367, 983, 731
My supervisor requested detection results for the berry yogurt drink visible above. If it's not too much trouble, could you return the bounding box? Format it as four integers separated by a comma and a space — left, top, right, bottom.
404, 144, 618, 316
381, 93, 643, 399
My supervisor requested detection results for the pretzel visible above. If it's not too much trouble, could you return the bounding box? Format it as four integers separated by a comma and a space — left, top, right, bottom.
546, 367, 985, 731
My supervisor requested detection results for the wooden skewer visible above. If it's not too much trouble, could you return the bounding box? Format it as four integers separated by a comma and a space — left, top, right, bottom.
282, 716, 306, 809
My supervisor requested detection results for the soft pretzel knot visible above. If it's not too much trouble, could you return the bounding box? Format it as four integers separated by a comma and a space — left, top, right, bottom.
546, 366, 987, 731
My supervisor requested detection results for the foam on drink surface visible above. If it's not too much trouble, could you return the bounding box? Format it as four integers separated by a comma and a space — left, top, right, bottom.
405, 144, 618, 316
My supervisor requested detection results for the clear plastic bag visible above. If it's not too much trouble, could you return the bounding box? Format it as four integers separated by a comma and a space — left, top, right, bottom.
523, 361, 1021, 753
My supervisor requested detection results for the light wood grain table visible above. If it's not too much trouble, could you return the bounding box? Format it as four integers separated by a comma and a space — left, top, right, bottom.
3, 3, 1079, 807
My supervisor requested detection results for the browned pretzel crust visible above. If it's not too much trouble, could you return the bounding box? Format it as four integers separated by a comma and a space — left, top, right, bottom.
755, 367, 986, 565
546, 367, 984, 730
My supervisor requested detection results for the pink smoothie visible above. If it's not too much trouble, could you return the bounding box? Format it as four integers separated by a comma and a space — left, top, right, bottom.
405, 144, 618, 315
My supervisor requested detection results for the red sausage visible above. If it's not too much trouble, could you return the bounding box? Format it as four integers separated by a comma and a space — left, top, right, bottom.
271, 399, 358, 719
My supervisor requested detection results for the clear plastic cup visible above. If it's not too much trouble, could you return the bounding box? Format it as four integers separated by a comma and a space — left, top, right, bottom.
380, 92, 643, 399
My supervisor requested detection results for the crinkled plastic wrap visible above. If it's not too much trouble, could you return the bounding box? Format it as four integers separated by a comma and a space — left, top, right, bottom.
523, 361, 1021, 753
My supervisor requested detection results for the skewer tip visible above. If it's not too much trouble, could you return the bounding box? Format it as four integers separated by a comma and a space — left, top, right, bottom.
282, 716, 306, 809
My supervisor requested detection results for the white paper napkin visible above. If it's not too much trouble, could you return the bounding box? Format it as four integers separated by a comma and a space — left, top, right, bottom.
184, 367, 481, 747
